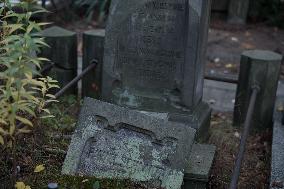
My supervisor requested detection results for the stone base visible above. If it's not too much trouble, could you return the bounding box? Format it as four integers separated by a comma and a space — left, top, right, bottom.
139, 101, 211, 141
182, 144, 216, 189
168, 102, 212, 141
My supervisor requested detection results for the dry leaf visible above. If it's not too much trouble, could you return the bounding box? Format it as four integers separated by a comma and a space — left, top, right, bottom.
34, 164, 45, 173
231, 37, 239, 42
277, 105, 284, 112
15, 182, 31, 189
0, 135, 4, 145
225, 64, 233, 68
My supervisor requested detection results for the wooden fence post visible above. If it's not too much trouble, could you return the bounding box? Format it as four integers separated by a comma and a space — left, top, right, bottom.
82, 29, 105, 98
234, 50, 283, 130
37, 26, 78, 95
228, 0, 250, 24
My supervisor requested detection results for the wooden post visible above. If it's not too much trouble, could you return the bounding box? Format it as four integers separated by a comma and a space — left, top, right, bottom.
82, 29, 105, 99
228, 0, 250, 24
234, 50, 283, 130
37, 26, 78, 95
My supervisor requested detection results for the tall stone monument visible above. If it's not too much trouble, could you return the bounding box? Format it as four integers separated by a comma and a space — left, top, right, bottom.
102, 0, 212, 138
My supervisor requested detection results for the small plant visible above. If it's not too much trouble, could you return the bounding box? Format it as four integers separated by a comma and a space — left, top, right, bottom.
0, 0, 59, 184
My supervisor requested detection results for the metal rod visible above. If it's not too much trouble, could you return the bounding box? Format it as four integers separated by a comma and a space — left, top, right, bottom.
205, 74, 238, 84
18, 60, 98, 129
229, 86, 260, 189
54, 60, 98, 99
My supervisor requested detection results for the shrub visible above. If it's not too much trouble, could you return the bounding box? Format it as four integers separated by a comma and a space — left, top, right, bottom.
249, 0, 284, 28
0, 0, 58, 183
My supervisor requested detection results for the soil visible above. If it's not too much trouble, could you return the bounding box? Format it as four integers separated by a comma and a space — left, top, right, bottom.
207, 21, 284, 79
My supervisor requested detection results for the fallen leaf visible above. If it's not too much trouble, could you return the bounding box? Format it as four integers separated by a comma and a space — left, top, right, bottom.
231, 37, 239, 42
34, 164, 45, 173
0, 135, 4, 145
225, 64, 233, 68
82, 179, 89, 183
15, 182, 31, 189
241, 42, 255, 49
245, 31, 251, 37
234, 132, 240, 138
214, 57, 220, 63
277, 105, 284, 112
15, 182, 26, 189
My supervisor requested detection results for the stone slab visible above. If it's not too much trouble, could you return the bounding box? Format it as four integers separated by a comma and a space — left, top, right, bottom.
182, 144, 216, 189
184, 144, 216, 181
62, 98, 196, 189
271, 96, 284, 189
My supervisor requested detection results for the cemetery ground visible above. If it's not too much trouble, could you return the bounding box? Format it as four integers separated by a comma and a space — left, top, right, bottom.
0, 95, 272, 188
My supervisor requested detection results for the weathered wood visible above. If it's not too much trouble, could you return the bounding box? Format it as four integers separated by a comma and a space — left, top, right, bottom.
38, 26, 77, 70
233, 50, 283, 129
82, 29, 105, 99
228, 0, 250, 24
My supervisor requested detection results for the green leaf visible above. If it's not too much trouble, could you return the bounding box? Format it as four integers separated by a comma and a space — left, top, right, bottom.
17, 128, 32, 134
16, 116, 33, 127
0, 128, 8, 135
0, 135, 4, 145
3, 24, 24, 34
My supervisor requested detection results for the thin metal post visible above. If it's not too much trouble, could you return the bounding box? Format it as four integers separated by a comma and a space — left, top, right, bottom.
229, 86, 260, 189
54, 60, 98, 99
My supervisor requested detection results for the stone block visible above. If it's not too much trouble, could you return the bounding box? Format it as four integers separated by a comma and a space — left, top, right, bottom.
62, 98, 196, 189
183, 144, 216, 189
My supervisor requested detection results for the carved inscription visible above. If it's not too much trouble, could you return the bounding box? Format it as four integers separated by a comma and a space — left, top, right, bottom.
144, 2, 185, 11
114, 0, 186, 90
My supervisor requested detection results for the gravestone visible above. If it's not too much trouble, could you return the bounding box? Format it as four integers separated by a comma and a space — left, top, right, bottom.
101, 0, 212, 138
62, 98, 196, 189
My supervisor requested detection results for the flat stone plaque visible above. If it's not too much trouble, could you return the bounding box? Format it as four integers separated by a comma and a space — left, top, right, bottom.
62, 98, 196, 189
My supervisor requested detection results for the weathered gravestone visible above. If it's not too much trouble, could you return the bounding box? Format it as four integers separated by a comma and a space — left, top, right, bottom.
101, 0, 212, 139
63, 98, 196, 189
